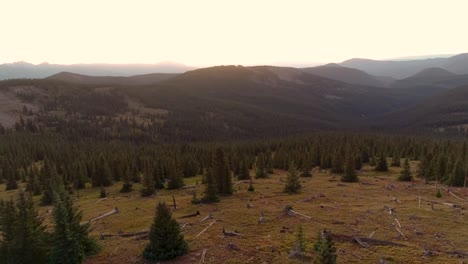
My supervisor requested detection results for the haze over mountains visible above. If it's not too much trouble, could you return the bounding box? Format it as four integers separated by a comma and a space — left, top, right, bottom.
0, 61, 194, 80
2, 52, 468, 140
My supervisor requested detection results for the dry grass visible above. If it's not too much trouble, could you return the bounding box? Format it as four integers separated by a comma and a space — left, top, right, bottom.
1, 161, 467, 264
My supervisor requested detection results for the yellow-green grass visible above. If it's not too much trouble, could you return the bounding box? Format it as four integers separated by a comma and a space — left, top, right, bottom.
0, 161, 467, 264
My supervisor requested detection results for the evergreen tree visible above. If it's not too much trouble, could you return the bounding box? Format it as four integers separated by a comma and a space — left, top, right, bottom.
341, 155, 358, 182
4, 162, 18, 191
143, 202, 188, 261
283, 162, 301, 194
398, 158, 412, 181
331, 153, 344, 174
391, 152, 401, 167
212, 148, 232, 195
120, 169, 133, 193
202, 169, 219, 203
237, 160, 250, 180
448, 159, 465, 187
167, 165, 184, 190
140, 172, 155, 197
301, 163, 312, 177
374, 153, 388, 172
313, 229, 337, 264
0, 192, 50, 264
295, 225, 306, 253
99, 187, 107, 198
93, 155, 113, 187
49, 190, 98, 264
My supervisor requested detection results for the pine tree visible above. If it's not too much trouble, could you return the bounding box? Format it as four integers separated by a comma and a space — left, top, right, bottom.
49, 189, 98, 264
4, 162, 18, 191
167, 165, 184, 190
331, 153, 344, 174
313, 229, 337, 264
0, 191, 50, 264
398, 158, 412, 181
93, 155, 113, 187
99, 186, 107, 198
143, 202, 188, 261
247, 176, 255, 192
140, 172, 155, 197
237, 160, 250, 180
283, 162, 301, 194
301, 163, 312, 177
374, 153, 388, 172
341, 155, 358, 182
120, 169, 133, 193
212, 148, 232, 195
295, 225, 306, 253
448, 159, 465, 187
202, 169, 219, 203
391, 152, 401, 167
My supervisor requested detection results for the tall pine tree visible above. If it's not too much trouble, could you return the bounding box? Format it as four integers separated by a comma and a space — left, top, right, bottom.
143, 202, 188, 261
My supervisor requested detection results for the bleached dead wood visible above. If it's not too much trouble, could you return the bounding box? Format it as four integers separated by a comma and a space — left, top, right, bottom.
182, 185, 197, 189
199, 249, 207, 263
289, 209, 312, 219
297, 193, 325, 203
354, 236, 370, 248
222, 226, 243, 237
93, 197, 108, 204
448, 191, 467, 201
100, 230, 149, 240
368, 231, 376, 238
258, 212, 266, 224
394, 226, 407, 240
196, 220, 216, 238
330, 234, 406, 247
200, 213, 213, 222
89, 207, 119, 222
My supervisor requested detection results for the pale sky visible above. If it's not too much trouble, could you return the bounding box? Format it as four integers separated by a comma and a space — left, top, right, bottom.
1, 0, 467, 66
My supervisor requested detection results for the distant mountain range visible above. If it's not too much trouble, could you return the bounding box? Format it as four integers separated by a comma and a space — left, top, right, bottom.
341, 53, 468, 79
0, 61, 194, 80
2, 53, 468, 138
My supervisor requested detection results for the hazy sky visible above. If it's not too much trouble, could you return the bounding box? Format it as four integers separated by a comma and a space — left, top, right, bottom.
1, 0, 467, 66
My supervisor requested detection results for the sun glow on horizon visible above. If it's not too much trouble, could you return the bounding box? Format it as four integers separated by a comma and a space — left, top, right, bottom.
1, 0, 467, 66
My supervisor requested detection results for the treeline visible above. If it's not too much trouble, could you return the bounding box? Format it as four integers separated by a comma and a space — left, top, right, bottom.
1, 133, 467, 198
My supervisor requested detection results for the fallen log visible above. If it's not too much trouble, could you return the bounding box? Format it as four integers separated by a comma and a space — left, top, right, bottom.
297, 193, 325, 203
448, 191, 468, 202
196, 220, 216, 238
93, 197, 108, 204
199, 249, 207, 263
446, 250, 468, 258
330, 234, 406, 247
222, 226, 243, 237
200, 213, 213, 223
354, 236, 370, 248
100, 230, 149, 240
89, 207, 119, 222
258, 212, 266, 224
289, 209, 312, 219
181, 185, 197, 189
179, 211, 201, 218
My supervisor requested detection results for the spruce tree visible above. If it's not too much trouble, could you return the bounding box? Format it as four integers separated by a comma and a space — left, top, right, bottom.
202, 169, 219, 203
313, 229, 337, 264
99, 186, 107, 198
283, 162, 301, 194
143, 202, 188, 261
391, 152, 401, 167
237, 160, 250, 180
398, 158, 412, 181
4, 162, 18, 191
140, 172, 156, 197
120, 169, 133, 193
1, 192, 50, 264
331, 153, 344, 174
448, 159, 465, 187
49, 189, 98, 264
167, 165, 184, 190
374, 153, 388, 172
301, 163, 312, 177
212, 148, 232, 195
341, 155, 358, 182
